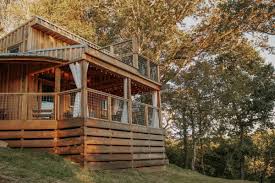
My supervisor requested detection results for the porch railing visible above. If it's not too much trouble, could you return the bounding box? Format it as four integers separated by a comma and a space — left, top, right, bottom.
58, 89, 81, 120
0, 93, 55, 120
0, 89, 160, 128
0, 94, 22, 120
26, 45, 86, 61
87, 89, 129, 123
100, 40, 159, 82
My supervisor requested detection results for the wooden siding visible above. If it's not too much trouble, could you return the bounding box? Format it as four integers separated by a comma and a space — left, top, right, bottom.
56, 119, 84, 164
84, 119, 168, 170
0, 20, 31, 53
0, 118, 167, 170
28, 28, 70, 51
0, 64, 26, 92
0, 17, 74, 53
0, 120, 57, 153
0, 63, 56, 93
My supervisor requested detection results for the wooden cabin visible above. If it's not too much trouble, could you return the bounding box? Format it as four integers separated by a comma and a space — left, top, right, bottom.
0, 16, 167, 170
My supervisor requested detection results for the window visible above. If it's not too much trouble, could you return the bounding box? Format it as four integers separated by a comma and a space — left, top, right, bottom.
8, 45, 20, 53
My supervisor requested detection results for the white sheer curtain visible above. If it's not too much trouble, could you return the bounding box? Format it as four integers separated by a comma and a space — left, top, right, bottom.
121, 78, 128, 123
69, 62, 89, 117
152, 91, 159, 128
112, 99, 119, 114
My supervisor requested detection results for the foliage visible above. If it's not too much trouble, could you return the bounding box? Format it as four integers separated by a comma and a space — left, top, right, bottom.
165, 43, 275, 181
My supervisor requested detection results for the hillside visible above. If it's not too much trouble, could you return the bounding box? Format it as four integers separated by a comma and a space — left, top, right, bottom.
0, 148, 255, 183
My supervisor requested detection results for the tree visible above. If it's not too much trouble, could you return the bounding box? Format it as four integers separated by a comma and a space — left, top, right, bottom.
210, 44, 275, 180
166, 42, 275, 180
247, 130, 275, 183
0, 0, 32, 36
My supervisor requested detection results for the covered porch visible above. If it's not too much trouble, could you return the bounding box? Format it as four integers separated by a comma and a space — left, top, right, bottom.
0, 57, 161, 128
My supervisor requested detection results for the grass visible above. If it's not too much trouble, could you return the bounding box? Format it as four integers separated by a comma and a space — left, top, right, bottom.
0, 148, 256, 183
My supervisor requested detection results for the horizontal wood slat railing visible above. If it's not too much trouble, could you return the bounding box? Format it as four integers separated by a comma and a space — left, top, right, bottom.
26, 45, 86, 61
0, 45, 86, 61
0, 89, 161, 128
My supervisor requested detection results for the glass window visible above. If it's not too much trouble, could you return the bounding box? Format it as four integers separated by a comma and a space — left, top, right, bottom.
8, 45, 20, 53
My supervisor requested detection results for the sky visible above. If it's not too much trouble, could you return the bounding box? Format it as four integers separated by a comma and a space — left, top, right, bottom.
259, 36, 275, 66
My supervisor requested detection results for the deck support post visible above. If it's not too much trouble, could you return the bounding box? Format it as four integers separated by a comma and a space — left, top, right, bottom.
152, 91, 160, 128
55, 67, 61, 119
108, 96, 112, 121
81, 60, 88, 119
157, 91, 162, 128
127, 78, 132, 124
147, 60, 150, 78
121, 78, 128, 123
144, 105, 149, 127
132, 37, 139, 69
157, 65, 160, 83
54, 67, 61, 154
81, 60, 89, 167
21, 64, 29, 121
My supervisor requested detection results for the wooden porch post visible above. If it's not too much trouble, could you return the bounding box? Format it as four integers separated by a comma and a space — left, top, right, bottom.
147, 60, 150, 78
21, 64, 29, 120
132, 37, 139, 69
152, 90, 160, 128
21, 64, 29, 149
81, 60, 88, 119
54, 67, 61, 154
157, 90, 162, 128
127, 78, 132, 124
157, 65, 160, 83
55, 67, 61, 120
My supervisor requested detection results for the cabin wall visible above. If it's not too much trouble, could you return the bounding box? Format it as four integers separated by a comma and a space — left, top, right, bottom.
0, 23, 29, 53
0, 64, 26, 92
28, 28, 70, 51
0, 21, 72, 53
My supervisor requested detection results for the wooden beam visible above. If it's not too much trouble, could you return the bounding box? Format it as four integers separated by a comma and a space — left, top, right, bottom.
0, 56, 64, 64
55, 67, 61, 120
127, 78, 132, 124
81, 61, 88, 119
144, 105, 148, 127
55, 67, 61, 92
132, 37, 139, 69
83, 54, 161, 91
157, 90, 162, 128
108, 96, 112, 122
147, 60, 150, 78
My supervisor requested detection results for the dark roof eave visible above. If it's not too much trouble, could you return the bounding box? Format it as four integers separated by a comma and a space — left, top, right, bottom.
0, 54, 67, 64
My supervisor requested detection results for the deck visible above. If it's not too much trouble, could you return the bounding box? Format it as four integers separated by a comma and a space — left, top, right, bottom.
0, 89, 167, 170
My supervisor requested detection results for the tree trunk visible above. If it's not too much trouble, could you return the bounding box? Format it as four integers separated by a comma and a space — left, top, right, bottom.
183, 118, 189, 169
239, 124, 245, 180
201, 142, 205, 175
191, 114, 196, 171
191, 140, 196, 171
259, 148, 272, 183
198, 112, 205, 175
